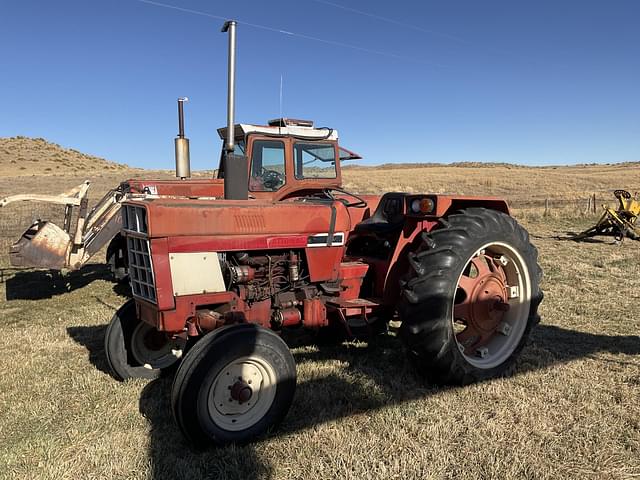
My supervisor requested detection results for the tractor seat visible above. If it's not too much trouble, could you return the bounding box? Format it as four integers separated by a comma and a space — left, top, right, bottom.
354, 192, 408, 234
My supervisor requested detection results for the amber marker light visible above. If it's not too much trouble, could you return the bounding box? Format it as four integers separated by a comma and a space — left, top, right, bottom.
410, 197, 435, 214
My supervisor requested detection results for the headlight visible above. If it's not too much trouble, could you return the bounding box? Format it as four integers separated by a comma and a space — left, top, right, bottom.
410, 197, 435, 214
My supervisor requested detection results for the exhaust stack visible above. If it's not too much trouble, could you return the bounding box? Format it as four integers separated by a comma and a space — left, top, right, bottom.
221, 20, 248, 200
174, 97, 191, 179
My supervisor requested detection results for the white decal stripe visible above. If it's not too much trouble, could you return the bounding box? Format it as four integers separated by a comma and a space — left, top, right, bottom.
307, 232, 345, 248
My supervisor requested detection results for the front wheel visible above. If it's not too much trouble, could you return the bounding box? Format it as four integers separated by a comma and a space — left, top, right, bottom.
171, 323, 296, 446
104, 299, 186, 381
399, 208, 543, 385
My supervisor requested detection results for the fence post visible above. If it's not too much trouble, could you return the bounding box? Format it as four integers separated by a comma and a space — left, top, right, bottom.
585, 195, 591, 214
544, 198, 549, 216
592, 193, 596, 213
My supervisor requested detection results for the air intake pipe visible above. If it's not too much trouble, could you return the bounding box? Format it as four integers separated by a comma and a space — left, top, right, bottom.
174, 97, 191, 179
221, 20, 248, 200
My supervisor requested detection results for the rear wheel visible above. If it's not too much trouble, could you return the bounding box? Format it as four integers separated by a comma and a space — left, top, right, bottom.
171, 323, 296, 446
104, 299, 186, 381
399, 208, 542, 385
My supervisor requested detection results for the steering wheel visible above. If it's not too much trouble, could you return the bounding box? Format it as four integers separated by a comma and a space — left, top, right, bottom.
324, 188, 368, 209
260, 168, 284, 190
614, 189, 632, 200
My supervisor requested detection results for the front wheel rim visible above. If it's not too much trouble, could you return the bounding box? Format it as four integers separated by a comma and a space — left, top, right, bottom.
130, 322, 185, 370
452, 241, 532, 369
207, 356, 277, 432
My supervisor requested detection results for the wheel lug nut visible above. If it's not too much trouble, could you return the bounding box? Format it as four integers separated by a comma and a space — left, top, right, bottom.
476, 347, 489, 358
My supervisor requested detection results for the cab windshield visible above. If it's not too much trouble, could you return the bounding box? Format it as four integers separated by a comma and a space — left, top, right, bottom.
294, 143, 337, 179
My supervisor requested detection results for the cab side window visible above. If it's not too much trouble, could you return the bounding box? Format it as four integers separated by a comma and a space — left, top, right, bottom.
250, 140, 286, 191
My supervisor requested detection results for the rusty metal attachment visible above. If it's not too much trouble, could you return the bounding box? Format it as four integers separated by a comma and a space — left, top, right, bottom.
9, 221, 70, 269
1, 181, 123, 270
570, 189, 640, 242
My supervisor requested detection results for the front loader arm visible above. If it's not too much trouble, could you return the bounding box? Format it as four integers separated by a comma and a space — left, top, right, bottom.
0, 181, 91, 208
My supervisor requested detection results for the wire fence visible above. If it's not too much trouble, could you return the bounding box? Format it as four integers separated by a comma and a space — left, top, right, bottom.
0, 193, 611, 270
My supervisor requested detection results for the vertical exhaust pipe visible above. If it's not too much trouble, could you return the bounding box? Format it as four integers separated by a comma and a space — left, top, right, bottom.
221, 20, 248, 200
174, 97, 191, 179
223, 21, 236, 153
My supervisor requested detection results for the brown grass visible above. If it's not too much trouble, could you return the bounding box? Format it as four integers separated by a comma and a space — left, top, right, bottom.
343, 163, 640, 208
1, 139, 640, 479
1, 214, 639, 479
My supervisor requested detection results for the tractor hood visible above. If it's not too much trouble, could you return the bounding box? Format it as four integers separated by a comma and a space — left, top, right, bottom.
123, 197, 351, 240
123, 178, 224, 197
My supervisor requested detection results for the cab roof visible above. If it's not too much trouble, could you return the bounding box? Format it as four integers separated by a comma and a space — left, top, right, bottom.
217, 122, 339, 141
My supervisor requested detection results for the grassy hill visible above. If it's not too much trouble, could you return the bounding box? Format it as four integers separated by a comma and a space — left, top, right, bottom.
0, 136, 130, 176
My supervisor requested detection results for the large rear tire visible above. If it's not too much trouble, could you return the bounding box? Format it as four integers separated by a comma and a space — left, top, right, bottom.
171, 323, 296, 446
399, 208, 542, 385
104, 299, 186, 381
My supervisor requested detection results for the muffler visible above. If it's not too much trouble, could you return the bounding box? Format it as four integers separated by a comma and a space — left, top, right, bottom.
175, 97, 191, 179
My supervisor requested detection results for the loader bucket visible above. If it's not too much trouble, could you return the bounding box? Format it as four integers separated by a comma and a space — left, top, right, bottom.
10, 221, 71, 269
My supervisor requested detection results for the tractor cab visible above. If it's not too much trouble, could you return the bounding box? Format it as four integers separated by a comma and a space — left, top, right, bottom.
216, 118, 361, 201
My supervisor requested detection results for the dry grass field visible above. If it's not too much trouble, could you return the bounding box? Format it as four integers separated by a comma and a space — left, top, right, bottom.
1, 137, 639, 479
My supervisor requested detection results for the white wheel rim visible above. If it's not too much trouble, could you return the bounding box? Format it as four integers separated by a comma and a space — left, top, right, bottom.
452, 241, 532, 369
130, 322, 185, 370
207, 355, 277, 432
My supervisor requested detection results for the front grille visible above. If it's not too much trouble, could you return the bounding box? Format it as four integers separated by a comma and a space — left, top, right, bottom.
122, 204, 148, 234
127, 236, 156, 303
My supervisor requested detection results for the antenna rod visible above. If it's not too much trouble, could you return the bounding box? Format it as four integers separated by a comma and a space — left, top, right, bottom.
221, 20, 237, 152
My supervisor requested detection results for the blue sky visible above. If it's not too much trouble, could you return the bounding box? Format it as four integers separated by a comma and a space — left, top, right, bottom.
1, 0, 639, 169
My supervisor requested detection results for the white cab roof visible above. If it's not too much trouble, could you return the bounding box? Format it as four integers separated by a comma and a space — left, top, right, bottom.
217, 124, 339, 141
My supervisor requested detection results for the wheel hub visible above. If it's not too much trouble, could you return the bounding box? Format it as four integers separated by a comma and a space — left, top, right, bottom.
209, 357, 276, 428
468, 274, 509, 333
143, 328, 170, 351
130, 322, 185, 369
454, 254, 510, 352
230, 379, 253, 404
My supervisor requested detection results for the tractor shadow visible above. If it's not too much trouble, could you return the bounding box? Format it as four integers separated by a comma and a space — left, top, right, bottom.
139, 378, 274, 480
283, 324, 640, 435
68, 323, 640, 479
66, 325, 111, 376
4, 264, 112, 300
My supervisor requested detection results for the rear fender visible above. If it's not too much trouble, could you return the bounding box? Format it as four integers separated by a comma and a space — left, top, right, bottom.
440, 198, 510, 217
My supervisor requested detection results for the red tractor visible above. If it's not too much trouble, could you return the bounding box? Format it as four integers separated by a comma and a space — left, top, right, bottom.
104, 21, 542, 446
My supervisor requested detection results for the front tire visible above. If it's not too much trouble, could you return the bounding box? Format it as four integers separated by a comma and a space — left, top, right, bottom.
104, 299, 186, 381
171, 323, 296, 446
399, 208, 542, 385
